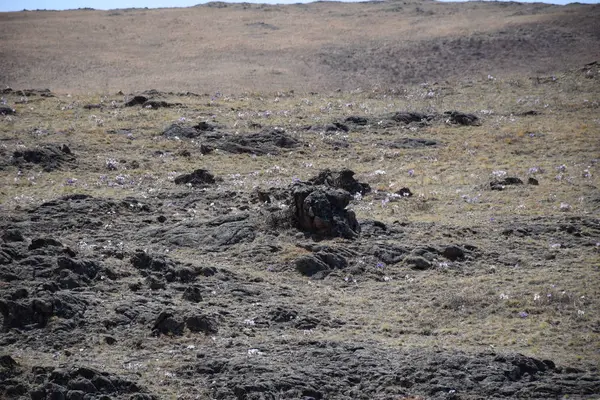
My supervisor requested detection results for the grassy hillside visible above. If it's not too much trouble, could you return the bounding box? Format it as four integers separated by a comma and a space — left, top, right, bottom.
1, 0, 599, 93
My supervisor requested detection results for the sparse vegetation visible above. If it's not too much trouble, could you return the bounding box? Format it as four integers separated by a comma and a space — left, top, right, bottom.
1, 1, 599, 399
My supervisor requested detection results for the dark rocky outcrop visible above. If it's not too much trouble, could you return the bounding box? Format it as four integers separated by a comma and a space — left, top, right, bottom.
307, 169, 370, 195
217, 128, 300, 155
0, 363, 154, 399
445, 111, 480, 126
186, 314, 219, 334
124, 95, 148, 107
174, 169, 218, 187
11, 145, 75, 172
391, 111, 433, 124
295, 249, 349, 277
288, 183, 360, 239
152, 310, 185, 336
491, 177, 524, 191
163, 125, 300, 155
164, 122, 222, 139
0, 106, 16, 115
345, 115, 369, 125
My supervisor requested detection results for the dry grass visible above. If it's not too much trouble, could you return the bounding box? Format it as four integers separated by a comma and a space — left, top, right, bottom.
1, 64, 599, 380
1, 2, 599, 397
1, 0, 599, 93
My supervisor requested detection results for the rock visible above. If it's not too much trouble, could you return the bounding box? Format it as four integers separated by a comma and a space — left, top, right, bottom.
2, 229, 25, 242
90, 374, 116, 393
294, 316, 320, 330
295, 255, 330, 277
142, 100, 178, 109
396, 187, 413, 197
370, 243, 408, 264
442, 245, 465, 261
307, 169, 370, 195
173, 169, 217, 186
12, 145, 76, 172
29, 237, 63, 250
0, 354, 18, 368
68, 378, 97, 393
124, 96, 148, 107
104, 336, 117, 345
491, 177, 524, 190
163, 123, 223, 139
0, 298, 54, 330
504, 177, 524, 185
143, 215, 256, 250
66, 390, 85, 400
391, 111, 432, 124
217, 128, 300, 155
288, 183, 360, 239
130, 250, 174, 273
444, 111, 480, 126
182, 286, 203, 303
345, 116, 368, 125
57, 257, 101, 279
199, 144, 214, 154
152, 310, 185, 336
0, 106, 16, 115
186, 314, 219, 334
13, 88, 54, 97
295, 250, 348, 277
269, 307, 298, 323
194, 121, 216, 131
405, 256, 432, 270
324, 122, 349, 132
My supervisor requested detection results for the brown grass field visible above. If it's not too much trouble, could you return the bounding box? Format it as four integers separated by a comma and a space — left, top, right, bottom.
1, 1, 600, 399
1, 0, 599, 93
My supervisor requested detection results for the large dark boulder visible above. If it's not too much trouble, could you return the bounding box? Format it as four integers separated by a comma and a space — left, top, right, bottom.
288, 183, 360, 239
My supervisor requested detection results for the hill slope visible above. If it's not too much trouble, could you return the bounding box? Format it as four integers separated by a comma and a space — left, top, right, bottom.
1, 0, 599, 93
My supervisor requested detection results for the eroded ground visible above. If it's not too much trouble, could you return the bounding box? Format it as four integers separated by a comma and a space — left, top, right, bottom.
1, 63, 599, 399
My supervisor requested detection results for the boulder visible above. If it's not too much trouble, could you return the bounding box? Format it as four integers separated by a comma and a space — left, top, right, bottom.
288, 183, 360, 239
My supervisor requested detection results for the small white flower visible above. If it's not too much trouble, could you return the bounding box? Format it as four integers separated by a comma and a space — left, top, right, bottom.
499, 293, 509, 300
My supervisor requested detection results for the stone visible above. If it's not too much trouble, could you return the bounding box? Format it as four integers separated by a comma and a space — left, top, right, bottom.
152, 310, 185, 336
186, 314, 218, 334
406, 256, 432, 270
288, 183, 360, 239
307, 169, 371, 195
182, 286, 203, 303
173, 169, 217, 186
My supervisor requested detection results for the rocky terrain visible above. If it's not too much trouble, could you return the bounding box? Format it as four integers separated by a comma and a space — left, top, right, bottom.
1, 64, 600, 398
1, 1, 600, 398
